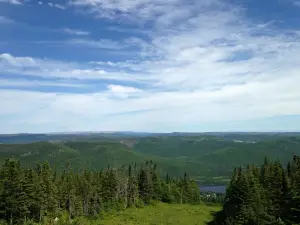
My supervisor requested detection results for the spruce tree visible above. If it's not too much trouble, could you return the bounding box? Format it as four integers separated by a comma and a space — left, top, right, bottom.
289, 156, 300, 224
1, 159, 25, 225
138, 169, 153, 204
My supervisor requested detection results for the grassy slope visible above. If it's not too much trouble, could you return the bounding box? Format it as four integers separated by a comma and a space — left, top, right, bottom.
97, 203, 220, 225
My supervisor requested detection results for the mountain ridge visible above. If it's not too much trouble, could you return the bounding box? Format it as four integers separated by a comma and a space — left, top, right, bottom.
1, 135, 300, 184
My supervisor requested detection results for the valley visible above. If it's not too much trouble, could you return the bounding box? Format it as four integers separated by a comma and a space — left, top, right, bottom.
1, 132, 300, 224
1, 133, 300, 185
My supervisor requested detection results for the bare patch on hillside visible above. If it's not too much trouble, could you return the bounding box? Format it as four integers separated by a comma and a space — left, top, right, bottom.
120, 140, 138, 148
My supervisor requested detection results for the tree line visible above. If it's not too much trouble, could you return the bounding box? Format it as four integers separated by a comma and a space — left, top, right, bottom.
209, 155, 300, 225
0, 159, 200, 225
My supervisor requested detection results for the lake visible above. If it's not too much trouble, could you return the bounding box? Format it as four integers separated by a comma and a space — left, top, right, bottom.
200, 185, 227, 194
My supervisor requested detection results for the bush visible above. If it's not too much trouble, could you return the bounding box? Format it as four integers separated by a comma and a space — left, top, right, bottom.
24, 220, 40, 225
149, 199, 159, 206
115, 200, 126, 211
0, 220, 7, 225
135, 199, 145, 208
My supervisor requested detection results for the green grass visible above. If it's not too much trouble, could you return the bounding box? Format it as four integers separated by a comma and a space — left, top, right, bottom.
97, 203, 220, 225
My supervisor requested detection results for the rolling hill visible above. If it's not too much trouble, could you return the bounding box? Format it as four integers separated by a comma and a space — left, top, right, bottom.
0, 141, 207, 178
1, 135, 300, 184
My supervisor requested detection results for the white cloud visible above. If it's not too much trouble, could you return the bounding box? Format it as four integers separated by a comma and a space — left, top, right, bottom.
1, 74, 300, 133
69, 0, 223, 25
63, 28, 90, 36
107, 84, 142, 99
0, 16, 13, 24
65, 38, 153, 58
66, 39, 125, 49
69, 0, 172, 19
107, 84, 141, 93
0, 78, 86, 88
294, 1, 300, 6
2, 0, 300, 132
0, 0, 22, 4
54, 3, 65, 9
0, 53, 152, 82
38, 1, 42, 4
47, 2, 65, 9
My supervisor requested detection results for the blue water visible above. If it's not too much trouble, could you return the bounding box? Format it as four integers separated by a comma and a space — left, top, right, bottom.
200, 185, 227, 194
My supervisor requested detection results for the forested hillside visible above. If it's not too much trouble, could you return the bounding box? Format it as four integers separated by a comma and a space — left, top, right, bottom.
1, 133, 299, 144
0, 159, 200, 225
209, 155, 300, 224
0, 141, 205, 179
0, 136, 300, 184
1, 135, 300, 224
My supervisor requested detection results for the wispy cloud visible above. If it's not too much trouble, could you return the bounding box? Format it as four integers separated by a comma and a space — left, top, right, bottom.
69, 0, 223, 25
107, 26, 150, 35
0, 0, 22, 4
1, 0, 300, 132
294, 0, 300, 6
0, 78, 86, 88
48, 2, 65, 9
0, 16, 14, 24
63, 28, 90, 36
69, 0, 182, 21
1, 73, 300, 133
54, 3, 65, 9
66, 38, 126, 50
0, 53, 152, 82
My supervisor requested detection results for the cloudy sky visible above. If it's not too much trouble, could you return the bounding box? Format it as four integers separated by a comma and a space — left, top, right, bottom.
1, 0, 300, 133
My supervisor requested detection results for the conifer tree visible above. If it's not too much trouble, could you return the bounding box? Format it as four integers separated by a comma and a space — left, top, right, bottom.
289, 156, 300, 224
0, 157, 204, 224
127, 164, 138, 206
151, 164, 162, 201
138, 169, 152, 204
210, 155, 300, 225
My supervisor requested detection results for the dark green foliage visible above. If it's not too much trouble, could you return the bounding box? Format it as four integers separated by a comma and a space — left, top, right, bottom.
288, 155, 300, 224
210, 155, 300, 225
0, 158, 200, 224
2, 136, 300, 183
138, 169, 153, 204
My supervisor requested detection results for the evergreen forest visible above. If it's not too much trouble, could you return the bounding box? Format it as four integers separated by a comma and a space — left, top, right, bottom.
1, 135, 300, 185
0, 159, 200, 225
1, 135, 300, 224
209, 155, 300, 225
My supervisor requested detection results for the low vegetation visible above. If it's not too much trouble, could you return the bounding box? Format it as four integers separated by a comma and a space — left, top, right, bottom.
98, 203, 220, 225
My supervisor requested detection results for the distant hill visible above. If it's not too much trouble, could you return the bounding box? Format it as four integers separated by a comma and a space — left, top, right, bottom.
0, 141, 206, 179
1, 132, 300, 144
1, 135, 300, 184
0, 132, 151, 144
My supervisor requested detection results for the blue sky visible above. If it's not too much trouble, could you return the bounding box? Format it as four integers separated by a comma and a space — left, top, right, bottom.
0, 0, 300, 133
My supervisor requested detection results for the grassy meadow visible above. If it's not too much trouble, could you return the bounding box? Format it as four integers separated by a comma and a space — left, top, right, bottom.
75, 203, 221, 225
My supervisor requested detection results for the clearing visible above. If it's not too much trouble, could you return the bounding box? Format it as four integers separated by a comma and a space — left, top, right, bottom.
97, 203, 220, 225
